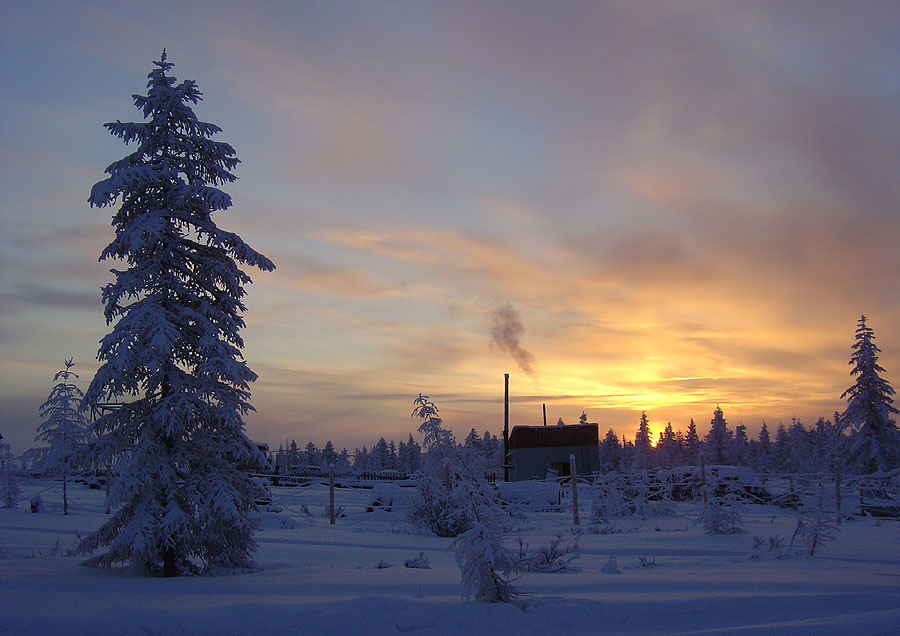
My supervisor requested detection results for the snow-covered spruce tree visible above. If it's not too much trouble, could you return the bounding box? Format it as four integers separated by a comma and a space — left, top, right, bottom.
78, 52, 274, 576
840, 315, 900, 474
703, 406, 732, 465
36, 359, 92, 515
684, 419, 700, 465
0, 433, 21, 509
633, 411, 653, 470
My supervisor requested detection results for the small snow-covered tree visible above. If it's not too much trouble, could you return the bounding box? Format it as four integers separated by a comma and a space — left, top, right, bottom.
840, 315, 900, 473
0, 434, 21, 509
78, 52, 274, 576
36, 359, 91, 515
451, 456, 521, 602
454, 512, 520, 602
793, 478, 840, 556
408, 394, 470, 536
696, 485, 744, 535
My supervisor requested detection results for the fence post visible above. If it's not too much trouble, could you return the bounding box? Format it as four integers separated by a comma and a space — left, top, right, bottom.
569, 454, 580, 525
105, 463, 111, 515
700, 454, 708, 504
834, 468, 842, 524
329, 469, 335, 525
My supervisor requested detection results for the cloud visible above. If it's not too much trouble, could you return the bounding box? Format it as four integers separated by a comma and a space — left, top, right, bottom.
489, 303, 536, 377
267, 253, 398, 300
1, 282, 100, 312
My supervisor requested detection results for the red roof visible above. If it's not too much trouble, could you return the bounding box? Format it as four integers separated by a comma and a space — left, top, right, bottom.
509, 424, 599, 449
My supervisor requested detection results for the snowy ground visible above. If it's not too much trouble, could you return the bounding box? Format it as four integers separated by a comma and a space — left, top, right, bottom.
2, 479, 899, 636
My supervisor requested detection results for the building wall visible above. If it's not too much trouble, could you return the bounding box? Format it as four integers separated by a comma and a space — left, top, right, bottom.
510, 444, 600, 481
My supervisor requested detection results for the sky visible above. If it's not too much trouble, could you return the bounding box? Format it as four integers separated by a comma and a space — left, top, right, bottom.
1, 0, 898, 455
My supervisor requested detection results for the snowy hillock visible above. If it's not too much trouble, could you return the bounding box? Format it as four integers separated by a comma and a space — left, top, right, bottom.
496, 480, 561, 511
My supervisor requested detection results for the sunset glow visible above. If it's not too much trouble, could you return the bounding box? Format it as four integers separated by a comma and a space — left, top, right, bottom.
1, 1, 898, 455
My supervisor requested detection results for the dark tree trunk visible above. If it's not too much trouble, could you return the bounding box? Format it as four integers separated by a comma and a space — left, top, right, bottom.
162, 548, 178, 577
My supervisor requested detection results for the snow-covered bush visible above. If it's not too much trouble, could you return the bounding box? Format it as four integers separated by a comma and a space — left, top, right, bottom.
29, 494, 45, 514
519, 532, 581, 572
791, 511, 839, 556
408, 473, 471, 537
591, 474, 649, 520
367, 483, 409, 513
404, 552, 431, 569
696, 498, 744, 534
601, 556, 620, 574
497, 481, 561, 512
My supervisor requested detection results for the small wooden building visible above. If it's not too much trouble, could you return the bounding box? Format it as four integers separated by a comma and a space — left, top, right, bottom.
508, 423, 600, 481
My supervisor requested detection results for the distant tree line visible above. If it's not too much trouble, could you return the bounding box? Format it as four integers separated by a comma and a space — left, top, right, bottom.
594, 407, 848, 474
272, 429, 504, 476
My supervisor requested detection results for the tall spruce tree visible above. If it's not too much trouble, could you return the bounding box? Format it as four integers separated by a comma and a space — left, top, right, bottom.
841, 315, 900, 473
79, 52, 274, 575
37, 359, 91, 515
755, 421, 772, 471
703, 406, 732, 465
684, 419, 700, 465
633, 411, 653, 470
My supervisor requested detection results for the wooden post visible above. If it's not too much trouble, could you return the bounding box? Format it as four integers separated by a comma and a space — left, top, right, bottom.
835, 468, 842, 524
543, 403, 547, 427
570, 454, 580, 525
328, 469, 335, 525
700, 454, 708, 504
105, 464, 111, 515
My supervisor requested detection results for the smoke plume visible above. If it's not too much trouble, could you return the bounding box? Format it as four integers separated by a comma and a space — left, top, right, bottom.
490, 303, 536, 377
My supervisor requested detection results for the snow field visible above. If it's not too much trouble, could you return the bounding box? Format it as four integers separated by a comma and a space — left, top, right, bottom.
2, 479, 899, 636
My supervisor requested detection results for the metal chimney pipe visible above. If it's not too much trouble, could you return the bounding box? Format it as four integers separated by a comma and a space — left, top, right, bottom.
503, 373, 509, 482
